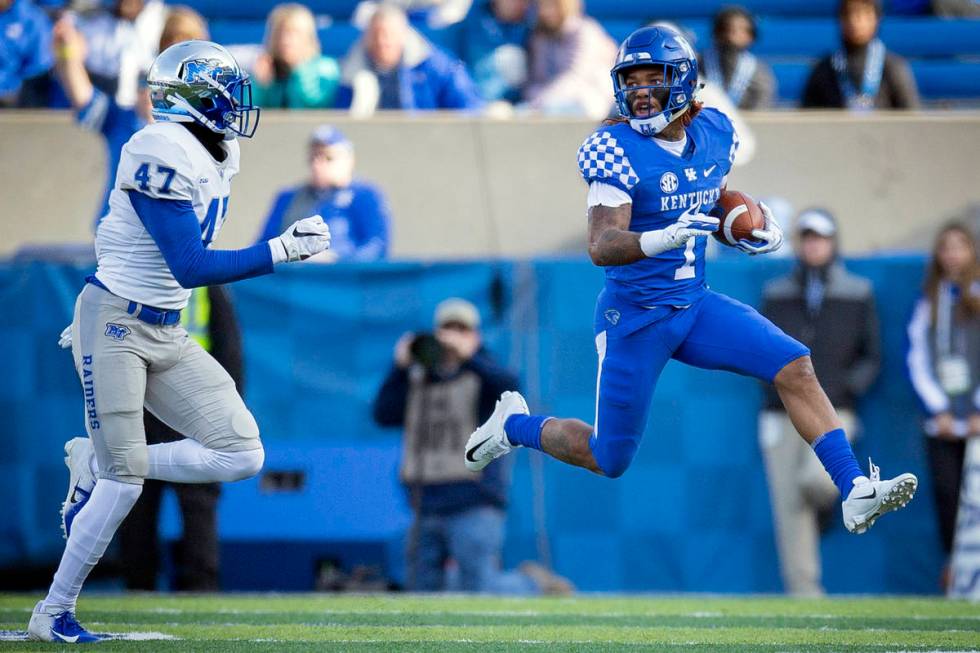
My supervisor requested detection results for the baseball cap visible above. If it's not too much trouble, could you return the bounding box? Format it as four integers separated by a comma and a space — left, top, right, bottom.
310, 125, 352, 149
796, 208, 837, 238
434, 298, 481, 330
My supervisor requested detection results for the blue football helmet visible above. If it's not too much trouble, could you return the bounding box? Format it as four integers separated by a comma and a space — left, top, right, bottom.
611, 25, 700, 137
147, 40, 260, 139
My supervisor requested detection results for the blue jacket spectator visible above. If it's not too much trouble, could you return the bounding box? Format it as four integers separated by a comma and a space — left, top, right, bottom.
336, 4, 482, 114
462, 0, 530, 104
256, 126, 391, 262
51, 7, 207, 228
0, 0, 53, 107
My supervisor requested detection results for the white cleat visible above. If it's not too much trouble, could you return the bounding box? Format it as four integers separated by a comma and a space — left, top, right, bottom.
464, 391, 529, 472
61, 437, 97, 539
28, 601, 100, 643
842, 458, 918, 534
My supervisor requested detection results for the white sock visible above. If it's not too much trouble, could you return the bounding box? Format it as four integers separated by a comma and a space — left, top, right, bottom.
86, 439, 264, 484
43, 479, 142, 612
146, 438, 264, 483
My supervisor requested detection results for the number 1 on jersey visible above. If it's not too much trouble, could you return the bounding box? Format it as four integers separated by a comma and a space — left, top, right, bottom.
674, 239, 696, 280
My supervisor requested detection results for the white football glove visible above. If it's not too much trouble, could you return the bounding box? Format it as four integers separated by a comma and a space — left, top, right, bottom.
736, 201, 783, 255
58, 325, 72, 349
270, 215, 331, 263
640, 211, 719, 257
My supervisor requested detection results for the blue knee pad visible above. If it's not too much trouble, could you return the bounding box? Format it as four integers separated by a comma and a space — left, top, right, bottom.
589, 432, 639, 478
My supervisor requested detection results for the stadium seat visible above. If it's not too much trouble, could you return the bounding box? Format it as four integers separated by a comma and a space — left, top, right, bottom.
772, 59, 980, 104
754, 17, 980, 58
584, 0, 839, 20
184, 0, 359, 21
210, 18, 362, 58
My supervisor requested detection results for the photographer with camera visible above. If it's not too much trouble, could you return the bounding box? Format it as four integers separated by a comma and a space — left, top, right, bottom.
372, 298, 570, 594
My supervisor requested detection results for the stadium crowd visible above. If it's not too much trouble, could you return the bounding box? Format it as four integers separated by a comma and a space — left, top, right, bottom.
10, 0, 980, 115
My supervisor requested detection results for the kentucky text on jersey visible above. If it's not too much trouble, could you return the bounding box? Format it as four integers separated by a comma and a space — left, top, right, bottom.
577, 107, 738, 308
660, 187, 722, 212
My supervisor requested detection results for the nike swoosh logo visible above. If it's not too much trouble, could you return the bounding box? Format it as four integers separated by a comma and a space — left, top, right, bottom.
69, 486, 90, 504
853, 487, 877, 500
52, 631, 79, 643
465, 436, 493, 462
703, 165, 716, 177
292, 227, 323, 237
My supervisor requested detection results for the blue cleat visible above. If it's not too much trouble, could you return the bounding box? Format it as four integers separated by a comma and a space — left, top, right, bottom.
28, 601, 100, 643
61, 437, 97, 539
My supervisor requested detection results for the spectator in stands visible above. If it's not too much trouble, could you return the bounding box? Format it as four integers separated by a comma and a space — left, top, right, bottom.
932, 0, 980, 16
52, 5, 207, 227
462, 0, 531, 105
698, 5, 775, 110
0, 0, 53, 107
907, 223, 980, 582
73, 0, 167, 108
256, 125, 391, 262
524, 0, 616, 119
373, 299, 572, 594
336, 3, 482, 115
117, 285, 242, 591
760, 208, 881, 596
251, 3, 340, 109
801, 0, 920, 110
354, 0, 474, 30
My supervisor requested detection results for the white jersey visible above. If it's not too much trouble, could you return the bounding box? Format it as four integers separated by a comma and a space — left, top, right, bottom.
94, 122, 240, 310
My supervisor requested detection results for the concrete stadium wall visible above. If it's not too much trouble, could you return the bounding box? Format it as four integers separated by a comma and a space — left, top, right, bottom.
1, 111, 978, 257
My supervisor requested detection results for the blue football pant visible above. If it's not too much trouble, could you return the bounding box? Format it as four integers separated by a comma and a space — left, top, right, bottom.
588, 290, 809, 478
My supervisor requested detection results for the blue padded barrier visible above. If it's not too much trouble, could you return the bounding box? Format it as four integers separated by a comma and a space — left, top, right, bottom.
0, 257, 944, 593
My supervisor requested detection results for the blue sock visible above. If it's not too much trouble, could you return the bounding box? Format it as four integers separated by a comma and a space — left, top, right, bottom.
811, 428, 864, 498
504, 414, 549, 451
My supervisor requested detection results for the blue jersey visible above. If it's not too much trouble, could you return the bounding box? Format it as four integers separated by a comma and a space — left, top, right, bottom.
257, 180, 391, 262
0, 0, 52, 96
577, 107, 739, 307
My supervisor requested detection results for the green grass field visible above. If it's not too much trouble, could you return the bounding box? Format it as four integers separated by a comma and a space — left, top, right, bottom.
1, 593, 978, 651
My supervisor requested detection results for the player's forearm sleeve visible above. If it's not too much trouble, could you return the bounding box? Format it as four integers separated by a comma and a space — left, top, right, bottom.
129, 191, 274, 288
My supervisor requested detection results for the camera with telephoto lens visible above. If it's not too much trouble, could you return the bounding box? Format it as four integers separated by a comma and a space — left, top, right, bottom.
409, 332, 444, 371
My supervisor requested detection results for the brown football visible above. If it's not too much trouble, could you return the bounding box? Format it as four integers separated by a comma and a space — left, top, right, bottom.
712, 190, 766, 246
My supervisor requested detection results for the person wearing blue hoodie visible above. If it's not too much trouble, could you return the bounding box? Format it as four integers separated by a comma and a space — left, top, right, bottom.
335, 3, 482, 114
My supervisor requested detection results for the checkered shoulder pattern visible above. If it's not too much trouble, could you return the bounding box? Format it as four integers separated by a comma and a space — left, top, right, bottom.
577, 130, 640, 192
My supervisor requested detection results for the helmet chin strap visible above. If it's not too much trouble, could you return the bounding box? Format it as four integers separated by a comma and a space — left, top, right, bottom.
629, 103, 690, 137
165, 93, 229, 136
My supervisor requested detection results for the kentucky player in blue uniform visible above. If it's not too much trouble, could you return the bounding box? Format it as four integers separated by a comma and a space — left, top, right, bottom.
466, 26, 917, 537
28, 41, 331, 643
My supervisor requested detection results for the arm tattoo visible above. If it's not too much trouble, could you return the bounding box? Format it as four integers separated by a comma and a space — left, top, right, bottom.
587, 204, 646, 267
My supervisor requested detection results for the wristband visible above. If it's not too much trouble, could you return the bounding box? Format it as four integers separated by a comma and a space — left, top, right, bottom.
639, 229, 668, 257
268, 238, 288, 264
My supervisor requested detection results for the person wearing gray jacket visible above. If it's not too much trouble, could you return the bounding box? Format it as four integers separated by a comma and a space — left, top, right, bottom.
760, 208, 881, 596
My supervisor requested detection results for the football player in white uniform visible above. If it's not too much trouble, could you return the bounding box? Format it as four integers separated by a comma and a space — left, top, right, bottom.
28, 41, 331, 643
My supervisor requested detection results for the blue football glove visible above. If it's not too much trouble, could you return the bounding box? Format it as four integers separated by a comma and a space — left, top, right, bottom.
736, 201, 783, 255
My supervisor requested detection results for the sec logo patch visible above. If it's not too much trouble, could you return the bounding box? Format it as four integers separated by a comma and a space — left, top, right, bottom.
660, 172, 678, 193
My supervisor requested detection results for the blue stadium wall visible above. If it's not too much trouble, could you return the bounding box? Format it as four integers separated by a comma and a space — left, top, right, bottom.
0, 255, 944, 593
